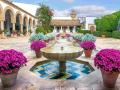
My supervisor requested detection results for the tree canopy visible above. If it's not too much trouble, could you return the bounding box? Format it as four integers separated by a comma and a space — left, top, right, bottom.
36, 4, 53, 34
95, 11, 120, 32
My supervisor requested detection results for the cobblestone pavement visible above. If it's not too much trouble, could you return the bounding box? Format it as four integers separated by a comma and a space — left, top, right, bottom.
0, 37, 120, 90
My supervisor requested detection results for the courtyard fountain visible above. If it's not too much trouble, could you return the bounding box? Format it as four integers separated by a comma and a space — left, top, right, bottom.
30, 37, 94, 80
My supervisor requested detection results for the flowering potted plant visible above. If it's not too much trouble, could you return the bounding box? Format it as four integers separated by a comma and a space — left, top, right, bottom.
80, 41, 95, 58
30, 40, 46, 58
94, 49, 120, 88
0, 49, 27, 87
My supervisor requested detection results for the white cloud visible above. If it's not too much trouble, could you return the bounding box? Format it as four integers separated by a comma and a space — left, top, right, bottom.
53, 9, 70, 17
53, 5, 114, 17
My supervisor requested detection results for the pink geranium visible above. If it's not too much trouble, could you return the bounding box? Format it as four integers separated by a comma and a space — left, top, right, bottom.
0, 49, 27, 74
30, 40, 46, 52
80, 41, 96, 50
94, 49, 120, 72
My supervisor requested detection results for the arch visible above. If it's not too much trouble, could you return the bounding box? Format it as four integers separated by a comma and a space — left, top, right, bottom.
4, 9, 14, 36
29, 18, 32, 26
33, 20, 36, 27
15, 12, 22, 35
28, 18, 32, 30
15, 11, 22, 24
90, 26, 96, 31
23, 15, 28, 35
3, 6, 15, 23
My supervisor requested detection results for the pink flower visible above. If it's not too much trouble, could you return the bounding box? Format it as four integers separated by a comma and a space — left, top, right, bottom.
80, 41, 96, 50
0, 49, 27, 74
94, 49, 120, 72
30, 40, 46, 52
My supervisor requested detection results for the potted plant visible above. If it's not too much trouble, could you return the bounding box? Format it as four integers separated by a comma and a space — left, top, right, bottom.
73, 34, 83, 44
29, 33, 45, 43
81, 34, 96, 42
94, 49, 120, 88
80, 41, 95, 58
0, 49, 27, 87
30, 40, 46, 58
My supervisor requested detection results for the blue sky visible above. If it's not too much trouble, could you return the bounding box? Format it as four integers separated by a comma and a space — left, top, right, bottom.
13, 0, 120, 16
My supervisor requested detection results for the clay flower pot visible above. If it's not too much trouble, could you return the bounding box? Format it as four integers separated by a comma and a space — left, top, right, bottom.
0, 71, 18, 88
101, 69, 119, 88
84, 49, 92, 58
35, 51, 42, 58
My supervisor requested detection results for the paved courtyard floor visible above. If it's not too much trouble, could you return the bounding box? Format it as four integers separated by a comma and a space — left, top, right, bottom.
0, 37, 120, 90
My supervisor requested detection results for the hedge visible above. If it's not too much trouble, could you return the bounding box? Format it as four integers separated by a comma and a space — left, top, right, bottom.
77, 30, 92, 34
112, 31, 120, 39
77, 30, 120, 39
92, 31, 101, 37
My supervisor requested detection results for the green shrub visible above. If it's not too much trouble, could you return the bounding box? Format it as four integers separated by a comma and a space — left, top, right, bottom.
81, 34, 96, 42
100, 31, 112, 37
78, 30, 92, 34
36, 27, 46, 34
92, 31, 101, 37
112, 31, 120, 39
92, 31, 112, 37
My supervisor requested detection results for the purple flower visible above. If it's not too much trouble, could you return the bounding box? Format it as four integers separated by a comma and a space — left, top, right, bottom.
80, 41, 96, 50
0, 49, 27, 74
30, 40, 46, 52
94, 49, 120, 72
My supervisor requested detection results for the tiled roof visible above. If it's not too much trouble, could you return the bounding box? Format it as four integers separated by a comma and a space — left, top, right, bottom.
51, 19, 81, 26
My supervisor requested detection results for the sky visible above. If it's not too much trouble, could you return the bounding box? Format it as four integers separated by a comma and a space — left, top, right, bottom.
13, 0, 120, 17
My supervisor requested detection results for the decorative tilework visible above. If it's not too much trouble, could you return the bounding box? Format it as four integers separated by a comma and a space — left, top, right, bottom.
31, 61, 93, 80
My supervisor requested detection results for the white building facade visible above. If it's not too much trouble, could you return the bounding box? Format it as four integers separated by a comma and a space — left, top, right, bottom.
0, 0, 37, 37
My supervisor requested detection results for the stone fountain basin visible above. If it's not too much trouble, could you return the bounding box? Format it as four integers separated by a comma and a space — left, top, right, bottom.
41, 46, 83, 61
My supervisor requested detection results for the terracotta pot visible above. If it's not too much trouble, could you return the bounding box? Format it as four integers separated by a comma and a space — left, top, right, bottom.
84, 49, 92, 58
101, 69, 119, 88
35, 51, 42, 58
0, 71, 18, 88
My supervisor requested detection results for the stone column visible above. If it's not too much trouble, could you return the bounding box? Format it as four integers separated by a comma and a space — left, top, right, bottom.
0, 20, 5, 38
60, 26, 63, 33
12, 23, 17, 37
20, 24, 23, 36
1, 21, 4, 30
13, 23, 15, 31
26, 24, 29, 35
67, 26, 70, 33
73, 26, 76, 33
53, 26, 57, 33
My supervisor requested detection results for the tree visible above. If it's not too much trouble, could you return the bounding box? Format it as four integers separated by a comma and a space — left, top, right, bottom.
36, 4, 53, 34
95, 13, 118, 32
